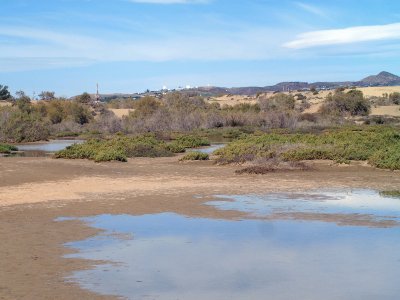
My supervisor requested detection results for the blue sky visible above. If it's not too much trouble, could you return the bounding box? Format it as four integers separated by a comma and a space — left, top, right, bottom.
0, 0, 400, 97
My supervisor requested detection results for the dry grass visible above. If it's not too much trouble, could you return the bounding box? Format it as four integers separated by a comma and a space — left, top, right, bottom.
109, 108, 134, 118
235, 160, 312, 174
0, 101, 11, 107
208, 95, 257, 106
357, 86, 400, 97
370, 105, 400, 117
208, 87, 400, 118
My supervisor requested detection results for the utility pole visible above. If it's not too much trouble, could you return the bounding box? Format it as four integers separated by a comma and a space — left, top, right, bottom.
96, 83, 100, 102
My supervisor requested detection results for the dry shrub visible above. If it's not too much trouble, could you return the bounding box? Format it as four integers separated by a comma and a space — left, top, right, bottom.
235, 158, 312, 174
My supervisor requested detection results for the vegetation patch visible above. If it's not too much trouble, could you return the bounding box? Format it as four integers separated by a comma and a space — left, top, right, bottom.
55, 135, 174, 162
0, 143, 18, 154
236, 161, 311, 174
180, 151, 209, 161
215, 126, 400, 170
379, 190, 400, 199
167, 135, 210, 153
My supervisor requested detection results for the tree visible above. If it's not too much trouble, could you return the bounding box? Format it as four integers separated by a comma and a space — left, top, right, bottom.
0, 85, 10, 100
76, 92, 92, 104
14, 90, 32, 114
71, 103, 92, 125
38, 91, 55, 101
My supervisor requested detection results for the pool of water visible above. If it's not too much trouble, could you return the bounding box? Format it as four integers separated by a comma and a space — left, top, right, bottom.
207, 189, 400, 226
61, 189, 400, 299
187, 144, 225, 155
10, 139, 84, 157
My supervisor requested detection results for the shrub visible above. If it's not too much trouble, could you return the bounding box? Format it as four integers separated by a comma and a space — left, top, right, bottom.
173, 135, 210, 148
55, 135, 174, 162
0, 143, 18, 153
369, 145, 400, 170
180, 151, 209, 161
320, 90, 370, 117
389, 92, 400, 105
0, 108, 50, 142
235, 161, 310, 174
259, 93, 295, 112
215, 126, 400, 170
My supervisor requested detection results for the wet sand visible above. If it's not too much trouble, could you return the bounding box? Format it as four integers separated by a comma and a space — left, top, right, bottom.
1, 156, 400, 299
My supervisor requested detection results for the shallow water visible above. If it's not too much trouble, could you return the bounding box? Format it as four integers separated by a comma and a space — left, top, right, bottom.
187, 143, 225, 155
11, 139, 84, 157
62, 190, 400, 299
16, 139, 84, 152
207, 189, 400, 226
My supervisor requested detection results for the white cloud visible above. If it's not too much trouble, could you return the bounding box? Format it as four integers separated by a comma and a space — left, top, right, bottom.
0, 26, 288, 72
293, 2, 327, 18
284, 22, 400, 49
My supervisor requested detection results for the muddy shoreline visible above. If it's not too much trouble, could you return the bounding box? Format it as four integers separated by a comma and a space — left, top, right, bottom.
1, 156, 400, 299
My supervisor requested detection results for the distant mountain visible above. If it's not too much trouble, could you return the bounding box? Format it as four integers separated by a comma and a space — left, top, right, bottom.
190, 71, 400, 96
78, 71, 400, 99
358, 71, 400, 86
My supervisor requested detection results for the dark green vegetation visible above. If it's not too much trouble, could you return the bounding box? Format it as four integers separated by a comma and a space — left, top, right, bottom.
319, 90, 370, 117
0, 85, 11, 100
167, 135, 210, 153
215, 126, 400, 170
380, 190, 400, 199
0, 143, 17, 154
55, 134, 210, 162
180, 151, 209, 161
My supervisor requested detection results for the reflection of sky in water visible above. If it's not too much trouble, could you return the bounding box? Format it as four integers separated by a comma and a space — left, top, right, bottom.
187, 144, 225, 155
63, 189, 400, 300
207, 190, 400, 223
16, 139, 84, 152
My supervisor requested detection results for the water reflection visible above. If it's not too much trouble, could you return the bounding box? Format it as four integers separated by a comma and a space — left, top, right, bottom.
63, 190, 400, 299
10, 139, 84, 157
187, 144, 225, 155
16, 139, 84, 152
207, 189, 400, 227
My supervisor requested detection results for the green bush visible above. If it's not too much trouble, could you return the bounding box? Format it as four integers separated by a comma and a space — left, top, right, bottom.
0, 143, 18, 153
215, 126, 400, 170
0, 109, 50, 143
180, 151, 209, 161
259, 93, 295, 112
320, 90, 370, 116
167, 134, 210, 152
369, 145, 400, 170
55, 135, 174, 162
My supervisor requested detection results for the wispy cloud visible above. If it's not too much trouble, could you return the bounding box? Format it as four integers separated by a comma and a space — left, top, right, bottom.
127, 0, 209, 4
0, 25, 288, 72
284, 22, 400, 49
293, 2, 327, 18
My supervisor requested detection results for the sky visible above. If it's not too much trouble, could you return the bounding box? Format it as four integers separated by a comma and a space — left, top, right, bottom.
0, 0, 400, 97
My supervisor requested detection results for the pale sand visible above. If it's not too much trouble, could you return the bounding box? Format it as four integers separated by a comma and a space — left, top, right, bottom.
109, 108, 134, 118
370, 105, 400, 116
